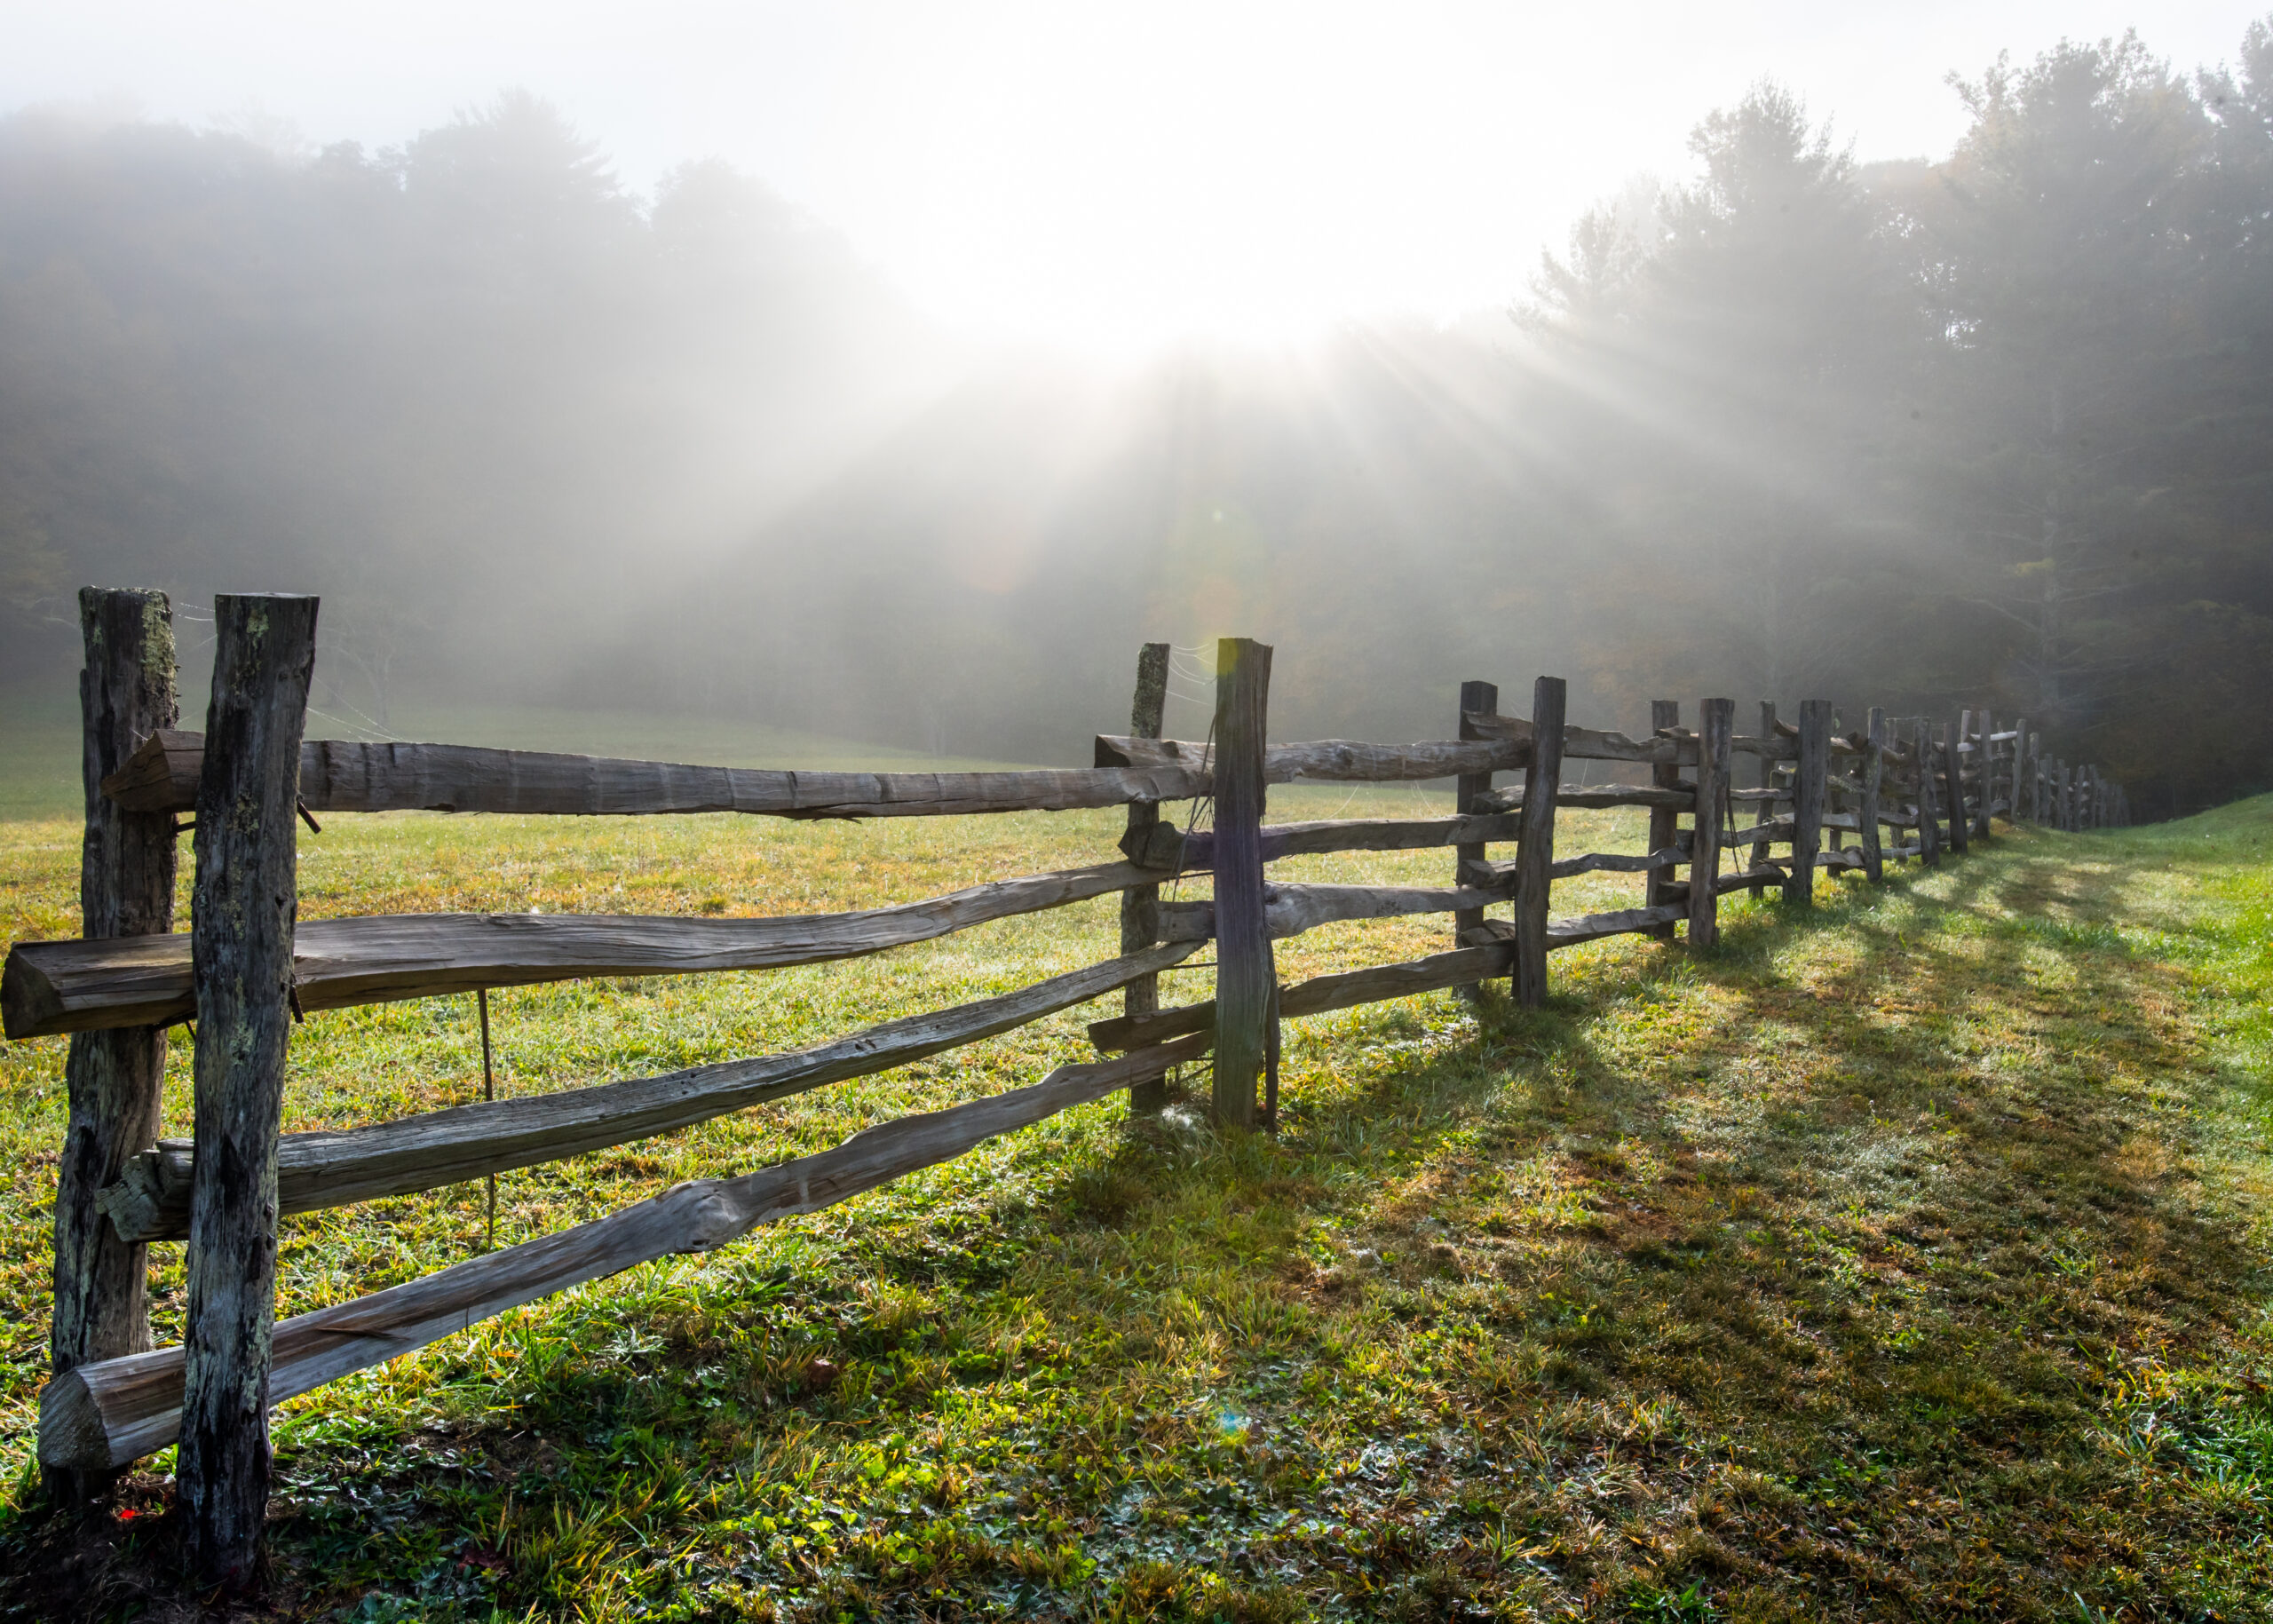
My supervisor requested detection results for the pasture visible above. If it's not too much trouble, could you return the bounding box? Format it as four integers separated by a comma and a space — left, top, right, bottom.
2, 718, 2269, 1620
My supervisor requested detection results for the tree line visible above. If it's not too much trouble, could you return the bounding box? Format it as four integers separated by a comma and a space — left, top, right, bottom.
4, 26, 2269, 815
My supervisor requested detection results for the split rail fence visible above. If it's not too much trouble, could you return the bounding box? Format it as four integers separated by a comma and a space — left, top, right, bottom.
6, 589, 2129, 1584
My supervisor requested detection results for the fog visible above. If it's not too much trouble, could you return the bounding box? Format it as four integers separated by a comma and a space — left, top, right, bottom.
6, 18, 2273, 816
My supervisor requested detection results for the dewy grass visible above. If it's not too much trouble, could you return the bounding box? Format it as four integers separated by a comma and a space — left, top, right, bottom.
4, 789, 2273, 1620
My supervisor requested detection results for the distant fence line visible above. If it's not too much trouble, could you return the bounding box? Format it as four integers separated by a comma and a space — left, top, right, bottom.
5, 589, 2126, 1588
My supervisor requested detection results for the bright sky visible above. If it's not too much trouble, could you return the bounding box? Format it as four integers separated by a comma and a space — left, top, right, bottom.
4, 1, 2264, 353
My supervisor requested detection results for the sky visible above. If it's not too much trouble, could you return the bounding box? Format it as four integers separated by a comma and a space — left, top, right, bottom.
4, 1, 2266, 353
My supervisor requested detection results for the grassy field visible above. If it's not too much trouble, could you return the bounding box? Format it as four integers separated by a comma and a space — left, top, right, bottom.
2, 757, 2270, 1620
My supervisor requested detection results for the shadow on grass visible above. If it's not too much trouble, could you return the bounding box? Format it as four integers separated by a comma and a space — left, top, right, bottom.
11, 831, 2272, 1622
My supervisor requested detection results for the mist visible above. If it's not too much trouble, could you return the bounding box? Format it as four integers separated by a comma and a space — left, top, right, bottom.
6, 19, 2273, 817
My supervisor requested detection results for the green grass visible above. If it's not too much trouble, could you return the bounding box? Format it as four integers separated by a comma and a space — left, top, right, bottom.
3, 780, 2272, 1620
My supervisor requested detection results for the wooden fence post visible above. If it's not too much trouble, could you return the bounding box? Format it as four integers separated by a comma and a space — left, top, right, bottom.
1512, 677, 1564, 1008
1915, 720, 1943, 867
1787, 700, 1830, 906
179, 593, 319, 1592
2059, 760, 2073, 831
1749, 701, 1778, 897
1645, 700, 1682, 939
1453, 679, 1500, 994
1859, 707, 1886, 883
1687, 698, 1732, 949
1955, 709, 1971, 836
1209, 638, 1272, 1131
47, 589, 178, 1512
1121, 644, 1172, 1113
1940, 720, 1970, 855
1972, 713, 1993, 837
2018, 714, 2036, 823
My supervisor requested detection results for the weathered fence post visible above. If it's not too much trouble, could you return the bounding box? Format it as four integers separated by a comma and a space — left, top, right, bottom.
179, 593, 319, 1592
1749, 701, 1778, 897
1687, 698, 1732, 949
2059, 760, 2073, 831
1859, 707, 1886, 883
2009, 717, 2029, 827
1915, 720, 1943, 866
1940, 721, 1970, 855
1209, 638, 1272, 1131
1645, 700, 1682, 939
1121, 644, 1172, 1113
1972, 713, 1993, 837
47, 588, 178, 1512
1512, 677, 1564, 1008
1453, 679, 1500, 994
1825, 710, 1847, 863
1786, 700, 1830, 906
2026, 733, 2042, 824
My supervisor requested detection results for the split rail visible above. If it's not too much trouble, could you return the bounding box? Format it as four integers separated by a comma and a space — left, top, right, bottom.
5, 590, 2128, 1585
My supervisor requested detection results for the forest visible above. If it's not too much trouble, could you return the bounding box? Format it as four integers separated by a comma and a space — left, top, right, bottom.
4, 24, 2269, 816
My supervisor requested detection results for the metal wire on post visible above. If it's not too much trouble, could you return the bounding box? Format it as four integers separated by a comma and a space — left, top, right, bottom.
479, 988, 496, 1251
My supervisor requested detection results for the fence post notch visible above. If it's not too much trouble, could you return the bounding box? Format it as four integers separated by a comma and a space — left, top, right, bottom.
179, 592, 319, 1594
1209, 638, 1272, 1130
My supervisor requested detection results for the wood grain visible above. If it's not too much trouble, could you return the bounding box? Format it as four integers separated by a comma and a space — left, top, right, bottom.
1097, 732, 1527, 782
107, 729, 1208, 820
49, 589, 179, 1512
1172, 812, 1524, 870
1453, 678, 1500, 987
1687, 700, 1733, 949
1786, 700, 1831, 906
1645, 701, 1683, 939
7, 860, 1177, 1041
1157, 882, 1515, 945
179, 593, 318, 1590
1209, 638, 1273, 1129
1470, 785, 1696, 812
1512, 677, 1565, 1008
1121, 644, 1172, 1113
1859, 708, 1886, 882
1942, 719, 1970, 854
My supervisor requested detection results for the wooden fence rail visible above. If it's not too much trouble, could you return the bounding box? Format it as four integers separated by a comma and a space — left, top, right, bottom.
7, 590, 2129, 1588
